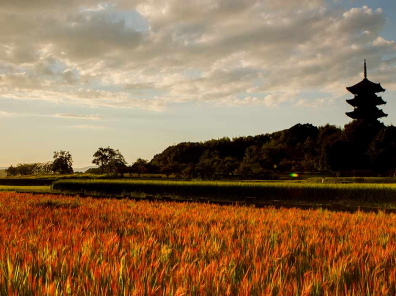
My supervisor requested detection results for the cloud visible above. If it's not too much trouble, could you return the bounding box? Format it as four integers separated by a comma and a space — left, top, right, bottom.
73, 125, 107, 129
294, 98, 330, 108
0, 110, 18, 117
217, 92, 297, 108
53, 113, 102, 120
373, 37, 395, 48
0, 1, 395, 110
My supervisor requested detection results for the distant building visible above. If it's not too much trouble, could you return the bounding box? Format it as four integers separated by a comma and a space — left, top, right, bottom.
346, 60, 387, 121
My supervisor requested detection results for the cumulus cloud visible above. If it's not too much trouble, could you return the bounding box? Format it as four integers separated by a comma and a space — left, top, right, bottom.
373, 37, 396, 48
0, 0, 395, 110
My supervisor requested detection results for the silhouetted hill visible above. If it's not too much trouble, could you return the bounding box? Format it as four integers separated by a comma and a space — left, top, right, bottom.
148, 122, 396, 179
151, 134, 273, 165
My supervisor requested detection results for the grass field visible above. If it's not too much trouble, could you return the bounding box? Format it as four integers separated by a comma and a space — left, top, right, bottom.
306, 177, 396, 184
0, 177, 396, 208
0, 185, 51, 193
1, 174, 395, 186
1, 192, 396, 295
52, 179, 396, 204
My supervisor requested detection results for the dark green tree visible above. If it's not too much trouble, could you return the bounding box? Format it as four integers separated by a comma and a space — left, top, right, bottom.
41, 162, 54, 174
6, 162, 55, 176
52, 151, 73, 174
160, 165, 172, 178
340, 119, 384, 170
260, 140, 287, 170
368, 126, 396, 176
237, 145, 268, 178
195, 150, 221, 179
5, 165, 18, 176
222, 157, 239, 177
160, 164, 180, 178
131, 158, 149, 177
92, 147, 127, 174
110, 154, 128, 177
182, 163, 196, 179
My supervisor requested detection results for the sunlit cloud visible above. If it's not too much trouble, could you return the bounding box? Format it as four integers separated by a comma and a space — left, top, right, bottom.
0, 0, 394, 110
53, 113, 102, 120
73, 125, 107, 129
0, 110, 18, 117
294, 99, 329, 108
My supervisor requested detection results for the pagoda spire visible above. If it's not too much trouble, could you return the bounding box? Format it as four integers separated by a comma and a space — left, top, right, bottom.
364, 59, 367, 79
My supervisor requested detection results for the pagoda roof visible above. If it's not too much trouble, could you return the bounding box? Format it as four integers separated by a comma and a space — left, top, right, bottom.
346, 108, 387, 120
346, 78, 385, 95
346, 95, 386, 107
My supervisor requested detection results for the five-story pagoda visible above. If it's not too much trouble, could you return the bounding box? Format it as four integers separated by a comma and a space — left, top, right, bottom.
346, 60, 387, 121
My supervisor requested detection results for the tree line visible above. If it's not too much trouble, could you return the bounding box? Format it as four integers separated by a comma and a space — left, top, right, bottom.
145, 120, 396, 179
5, 120, 396, 178
6, 151, 74, 176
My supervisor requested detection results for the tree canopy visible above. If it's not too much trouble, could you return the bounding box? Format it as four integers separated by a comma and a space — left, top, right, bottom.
92, 147, 127, 175
52, 151, 73, 174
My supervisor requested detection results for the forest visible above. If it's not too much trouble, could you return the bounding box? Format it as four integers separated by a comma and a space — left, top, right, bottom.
139, 120, 395, 179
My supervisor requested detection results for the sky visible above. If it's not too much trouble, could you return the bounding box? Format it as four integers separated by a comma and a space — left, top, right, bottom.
0, 0, 395, 167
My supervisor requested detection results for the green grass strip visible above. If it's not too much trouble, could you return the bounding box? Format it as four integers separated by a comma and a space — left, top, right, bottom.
0, 186, 52, 193
52, 180, 396, 202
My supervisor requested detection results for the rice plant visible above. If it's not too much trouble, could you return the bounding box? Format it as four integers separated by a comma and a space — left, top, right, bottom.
1, 192, 396, 295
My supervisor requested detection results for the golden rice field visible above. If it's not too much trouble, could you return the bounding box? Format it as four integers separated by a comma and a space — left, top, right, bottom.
1, 192, 396, 295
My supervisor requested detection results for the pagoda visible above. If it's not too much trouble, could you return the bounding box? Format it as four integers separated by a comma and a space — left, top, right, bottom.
346, 60, 387, 121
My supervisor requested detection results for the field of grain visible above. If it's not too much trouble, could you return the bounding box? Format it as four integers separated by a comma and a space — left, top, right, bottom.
52, 179, 396, 203
1, 192, 396, 295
